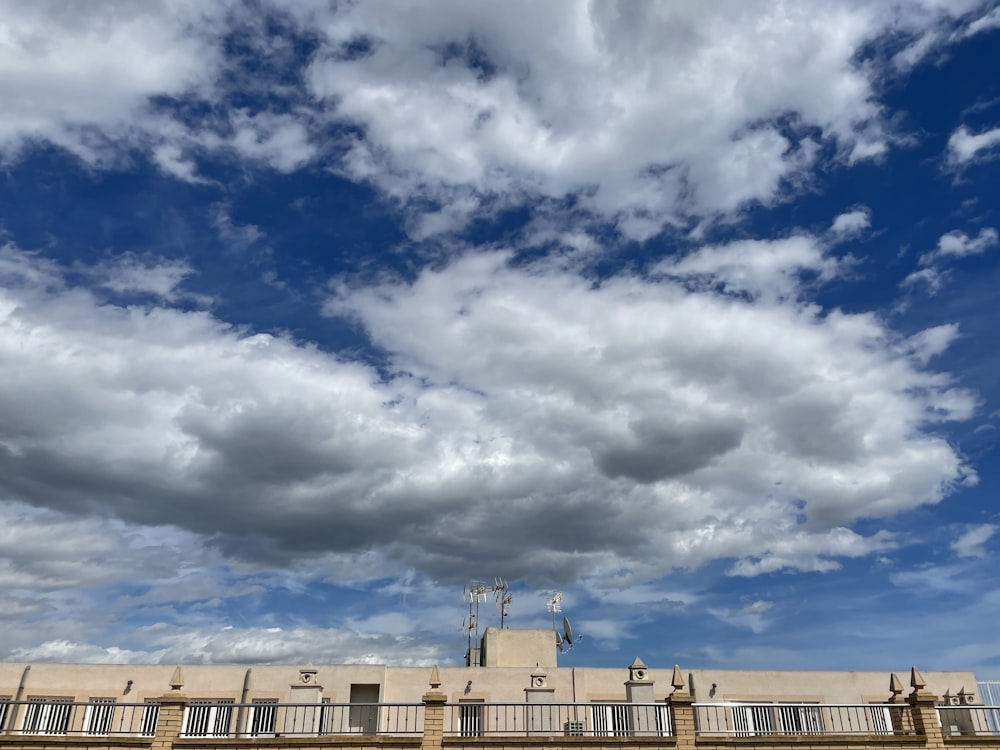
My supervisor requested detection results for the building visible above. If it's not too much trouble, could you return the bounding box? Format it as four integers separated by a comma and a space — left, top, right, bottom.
0, 628, 997, 750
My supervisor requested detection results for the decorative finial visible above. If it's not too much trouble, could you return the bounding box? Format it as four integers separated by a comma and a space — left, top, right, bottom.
910, 666, 927, 691
169, 666, 184, 691
429, 664, 441, 690
889, 673, 903, 696
671, 665, 685, 692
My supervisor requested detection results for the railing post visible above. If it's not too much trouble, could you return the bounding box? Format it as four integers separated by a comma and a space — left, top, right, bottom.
422, 666, 447, 750
667, 665, 696, 750
906, 667, 943, 750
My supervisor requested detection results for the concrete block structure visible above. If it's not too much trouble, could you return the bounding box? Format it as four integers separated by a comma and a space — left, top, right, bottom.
0, 629, 997, 750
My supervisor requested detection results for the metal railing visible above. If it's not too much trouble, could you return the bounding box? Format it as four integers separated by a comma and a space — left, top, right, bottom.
938, 705, 1000, 736
443, 703, 672, 737
0, 700, 159, 737
179, 702, 423, 737
694, 702, 917, 737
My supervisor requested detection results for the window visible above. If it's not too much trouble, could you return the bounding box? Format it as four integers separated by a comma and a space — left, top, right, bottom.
459, 702, 483, 737
248, 699, 278, 737
183, 700, 234, 737
733, 704, 822, 736
592, 703, 631, 737
732, 705, 774, 736
139, 701, 160, 737
778, 705, 823, 734
23, 698, 73, 735
0, 698, 10, 733
85, 699, 116, 736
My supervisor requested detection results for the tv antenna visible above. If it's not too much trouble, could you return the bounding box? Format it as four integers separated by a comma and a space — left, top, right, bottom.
545, 591, 563, 628
463, 581, 488, 653
492, 577, 513, 627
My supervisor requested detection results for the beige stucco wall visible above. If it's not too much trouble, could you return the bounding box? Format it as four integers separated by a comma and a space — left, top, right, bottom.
0, 630, 981, 706
0, 661, 980, 707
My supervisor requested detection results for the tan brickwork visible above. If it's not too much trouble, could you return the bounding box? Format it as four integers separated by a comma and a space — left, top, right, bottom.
908, 693, 944, 750
420, 689, 447, 750
667, 693, 694, 750
148, 694, 188, 750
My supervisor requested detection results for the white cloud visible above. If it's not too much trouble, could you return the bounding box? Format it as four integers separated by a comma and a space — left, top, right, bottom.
87, 254, 199, 301
905, 324, 960, 364
951, 523, 998, 558
8, 626, 447, 666
0, 242, 975, 587
0, 0, 225, 163
927, 227, 999, 260
962, 6, 1000, 38
947, 125, 1000, 164
708, 599, 774, 633
829, 207, 871, 238
904, 228, 998, 294
1, 1, 989, 235
902, 266, 946, 294
655, 235, 843, 302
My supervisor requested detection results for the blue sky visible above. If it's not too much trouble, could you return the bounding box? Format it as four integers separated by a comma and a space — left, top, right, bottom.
1, 1, 1000, 674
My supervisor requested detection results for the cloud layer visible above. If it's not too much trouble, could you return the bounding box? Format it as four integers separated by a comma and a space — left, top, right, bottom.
0, 234, 974, 587
0, 0, 992, 237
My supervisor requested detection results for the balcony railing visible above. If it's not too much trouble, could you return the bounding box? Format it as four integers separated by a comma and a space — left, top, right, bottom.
0, 700, 423, 738
0, 701, 158, 737
694, 702, 917, 737
443, 703, 672, 737
6, 698, 997, 741
938, 705, 1000, 736
178, 702, 424, 737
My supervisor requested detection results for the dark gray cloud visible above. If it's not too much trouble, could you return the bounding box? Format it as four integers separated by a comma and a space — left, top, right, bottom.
594, 417, 745, 483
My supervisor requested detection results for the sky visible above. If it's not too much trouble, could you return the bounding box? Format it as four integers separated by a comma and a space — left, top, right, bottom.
1, 0, 1000, 676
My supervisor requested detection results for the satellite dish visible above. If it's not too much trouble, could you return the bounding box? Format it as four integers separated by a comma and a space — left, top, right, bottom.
555, 630, 564, 648
563, 617, 574, 645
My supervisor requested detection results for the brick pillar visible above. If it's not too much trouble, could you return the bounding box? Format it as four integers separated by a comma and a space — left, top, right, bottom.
151, 694, 188, 750
908, 693, 943, 749
668, 692, 696, 750
421, 666, 447, 750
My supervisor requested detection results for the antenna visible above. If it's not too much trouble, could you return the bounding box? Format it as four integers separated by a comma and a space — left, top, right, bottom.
492, 577, 513, 627
546, 591, 563, 629
463, 581, 488, 656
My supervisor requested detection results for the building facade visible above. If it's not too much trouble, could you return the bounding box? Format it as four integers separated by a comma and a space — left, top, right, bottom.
0, 629, 996, 750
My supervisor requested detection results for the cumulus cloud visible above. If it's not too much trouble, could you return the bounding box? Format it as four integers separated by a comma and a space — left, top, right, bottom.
655, 235, 843, 301
301, 1, 906, 237
0, 242, 974, 588
0, 1, 991, 235
829, 207, 871, 238
0, 0, 225, 163
925, 227, 999, 261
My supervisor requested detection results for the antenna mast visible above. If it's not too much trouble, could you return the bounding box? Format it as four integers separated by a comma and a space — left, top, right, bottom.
492, 577, 513, 628
463, 581, 488, 654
